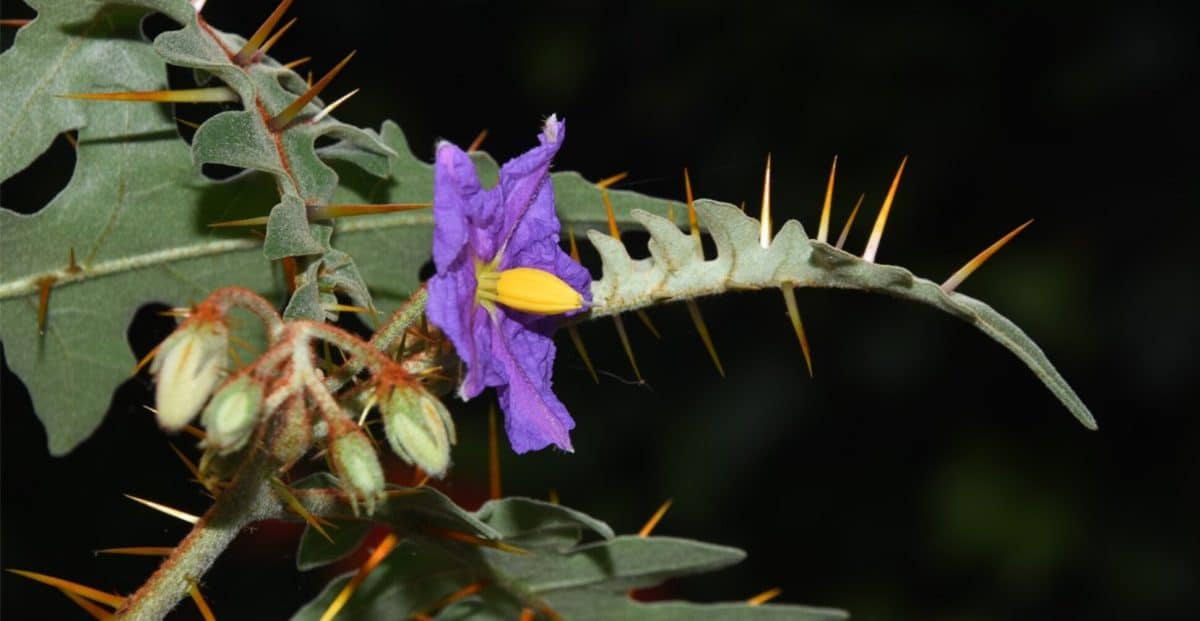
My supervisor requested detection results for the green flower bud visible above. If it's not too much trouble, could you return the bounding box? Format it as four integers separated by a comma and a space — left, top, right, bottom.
200, 376, 262, 454
267, 397, 312, 471
150, 318, 228, 431
381, 385, 457, 478
329, 419, 385, 515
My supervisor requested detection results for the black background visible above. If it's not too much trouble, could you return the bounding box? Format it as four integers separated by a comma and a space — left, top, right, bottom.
3, 1, 1198, 619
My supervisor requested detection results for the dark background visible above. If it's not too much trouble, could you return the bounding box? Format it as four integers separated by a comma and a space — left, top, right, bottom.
3, 1, 1198, 619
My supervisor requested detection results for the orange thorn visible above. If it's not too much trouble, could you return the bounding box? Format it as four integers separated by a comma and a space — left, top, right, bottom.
1, 19, 33, 27
58, 87, 238, 103
863, 156, 908, 263
746, 586, 783, 606
208, 216, 270, 228
256, 16, 296, 58
186, 577, 216, 621
519, 608, 536, 621
282, 256, 299, 295
488, 404, 502, 500
685, 300, 724, 377
183, 425, 207, 441
269, 50, 356, 130
415, 472, 431, 488
595, 171, 628, 189
123, 494, 199, 524
233, 0, 295, 65
62, 131, 78, 150
36, 276, 55, 335
306, 70, 313, 88
167, 443, 213, 493
271, 477, 335, 542
611, 314, 644, 383
131, 342, 163, 376
566, 324, 599, 384
683, 168, 700, 241
306, 203, 429, 220
638, 498, 673, 537
310, 88, 359, 124
5, 569, 125, 608
319, 533, 399, 621
941, 219, 1033, 293
834, 193, 864, 250
817, 155, 838, 243
96, 547, 174, 557
466, 129, 489, 153
759, 153, 773, 248
781, 285, 814, 377
414, 581, 488, 617
601, 189, 620, 239
67, 247, 81, 273
634, 310, 661, 339
281, 56, 311, 70
422, 526, 528, 555
59, 588, 114, 620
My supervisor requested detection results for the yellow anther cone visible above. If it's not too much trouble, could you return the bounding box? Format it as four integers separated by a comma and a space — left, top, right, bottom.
479, 267, 584, 315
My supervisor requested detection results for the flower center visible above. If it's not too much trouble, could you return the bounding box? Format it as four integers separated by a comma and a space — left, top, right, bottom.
475, 257, 584, 315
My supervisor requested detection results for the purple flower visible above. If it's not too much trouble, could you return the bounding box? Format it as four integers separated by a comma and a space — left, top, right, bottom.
427, 116, 591, 454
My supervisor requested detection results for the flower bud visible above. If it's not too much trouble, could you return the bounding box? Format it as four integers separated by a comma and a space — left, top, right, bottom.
381, 384, 457, 478
200, 376, 262, 454
329, 419, 385, 515
267, 397, 312, 471
150, 318, 228, 431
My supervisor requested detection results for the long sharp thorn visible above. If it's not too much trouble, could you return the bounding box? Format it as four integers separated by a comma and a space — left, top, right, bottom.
307, 202, 428, 220
422, 526, 528, 555
781, 285, 814, 377
167, 443, 211, 492
466, 128, 488, 152
634, 310, 661, 339
310, 88, 359, 124
323, 303, 372, 315
270, 477, 335, 542
759, 153, 773, 248
67, 247, 80, 273
488, 404, 502, 500
601, 189, 620, 238
684, 168, 700, 242
413, 581, 489, 618
941, 219, 1034, 293
208, 216, 269, 228
36, 276, 54, 335
5, 569, 125, 608
281, 56, 311, 70
97, 547, 174, 557
62, 131, 78, 149
1, 19, 33, 27
131, 342, 163, 376
183, 424, 207, 441
59, 589, 114, 620
817, 155, 838, 243
638, 498, 673, 537
863, 156, 908, 262
175, 117, 201, 130
58, 87, 238, 103
233, 0, 295, 65
595, 171, 628, 189
270, 50, 356, 131
123, 494, 199, 524
319, 533, 399, 621
612, 314, 644, 383
685, 300, 724, 377
834, 193, 864, 250
186, 578, 216, 621
747, 587, 783, 606
566, 324, 599, 383
256, 16, 296, 58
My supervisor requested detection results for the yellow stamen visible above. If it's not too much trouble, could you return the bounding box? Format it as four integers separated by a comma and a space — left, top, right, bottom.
476, 264, 584, 315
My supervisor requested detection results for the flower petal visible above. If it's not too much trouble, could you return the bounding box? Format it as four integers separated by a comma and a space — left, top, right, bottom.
491, 314, 574, 453
496, 117, 567, 260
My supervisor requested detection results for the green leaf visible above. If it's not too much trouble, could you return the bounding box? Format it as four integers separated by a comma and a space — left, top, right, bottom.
475, 496, 614, 551
296, 520, 373, 572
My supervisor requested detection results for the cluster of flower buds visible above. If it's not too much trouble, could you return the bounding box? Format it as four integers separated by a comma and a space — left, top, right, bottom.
150, 304, 230, 432
379, 381, 457, 478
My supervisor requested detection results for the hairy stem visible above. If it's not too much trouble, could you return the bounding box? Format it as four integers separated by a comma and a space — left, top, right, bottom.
114, 450, 279, 621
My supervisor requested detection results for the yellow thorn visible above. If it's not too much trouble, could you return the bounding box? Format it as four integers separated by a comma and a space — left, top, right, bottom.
941, 219, 1033, 293
817, 155, 838, 243
307, 203, 429, 220
601, 189, 620, 238
97, 546, 175, 557
281, 56, 311, 70
175, 117, 201, 130
269, 50, 356, 130
5, 569, 125, 608
634, 310, 661, 339
36, 276, 55, 335
167, 443, 213, 493
759, 153, 773, 248
208, 216, 269, 228
423, 526, 528, 555
781, 285, 814, 377
271, 477, 337, 542
123, 494, 200, 524
685, 300, 724, 377
234, 0, 295, 65
863, 156, 908, 263
565, 324, 599, 384
683, 168, 700, 241
638, 498, 673, 537
834, 193, 864, 250
595, 171, 629, 189
323, 303, 372, 315
488, 404, 502, 500
186, 577, 216, 621
311, 88, 359, 124
611, 314, 644, 383
306, 71, 313, 88
548, 489, 559, 505
59, 588, 114, 620
567, 225, 581, 261
58, 87, 238, 103
257, 16, 297, 57
320, 533, 399, 621
466, 128, 489, 153
746, 586, 783, 606
183, 424, 207, 441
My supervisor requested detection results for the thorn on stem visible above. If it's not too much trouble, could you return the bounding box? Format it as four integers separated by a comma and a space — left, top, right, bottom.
863, 156, 908, 263
941, 220, 1033, 293
834, 193, 865, 250
58, 88, 238, 103
817, 155, 838, 243
781, 285, 814, 377
746, 587, 783, 606
269, 50, 356, 131
759, 153, 773, 248
566, 324, 599, 384
466, 129, 488, 153
319, 533, 399, 621
685, 300, 724, 377
595, 171, 628, 189
611, 314, 644, 384
234, 0, 295, 65
638, 498, 673, 537
36, 276, 55, 335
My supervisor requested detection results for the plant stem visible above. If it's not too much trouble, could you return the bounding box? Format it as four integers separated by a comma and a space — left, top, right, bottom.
369, 285, 428, 353
114, 450, 278, 621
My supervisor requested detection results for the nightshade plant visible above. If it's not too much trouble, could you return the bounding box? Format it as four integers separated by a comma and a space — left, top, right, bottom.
0, 1, 1095, 619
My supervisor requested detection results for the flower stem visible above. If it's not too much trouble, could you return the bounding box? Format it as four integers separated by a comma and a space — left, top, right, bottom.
369, 285, 428, 353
